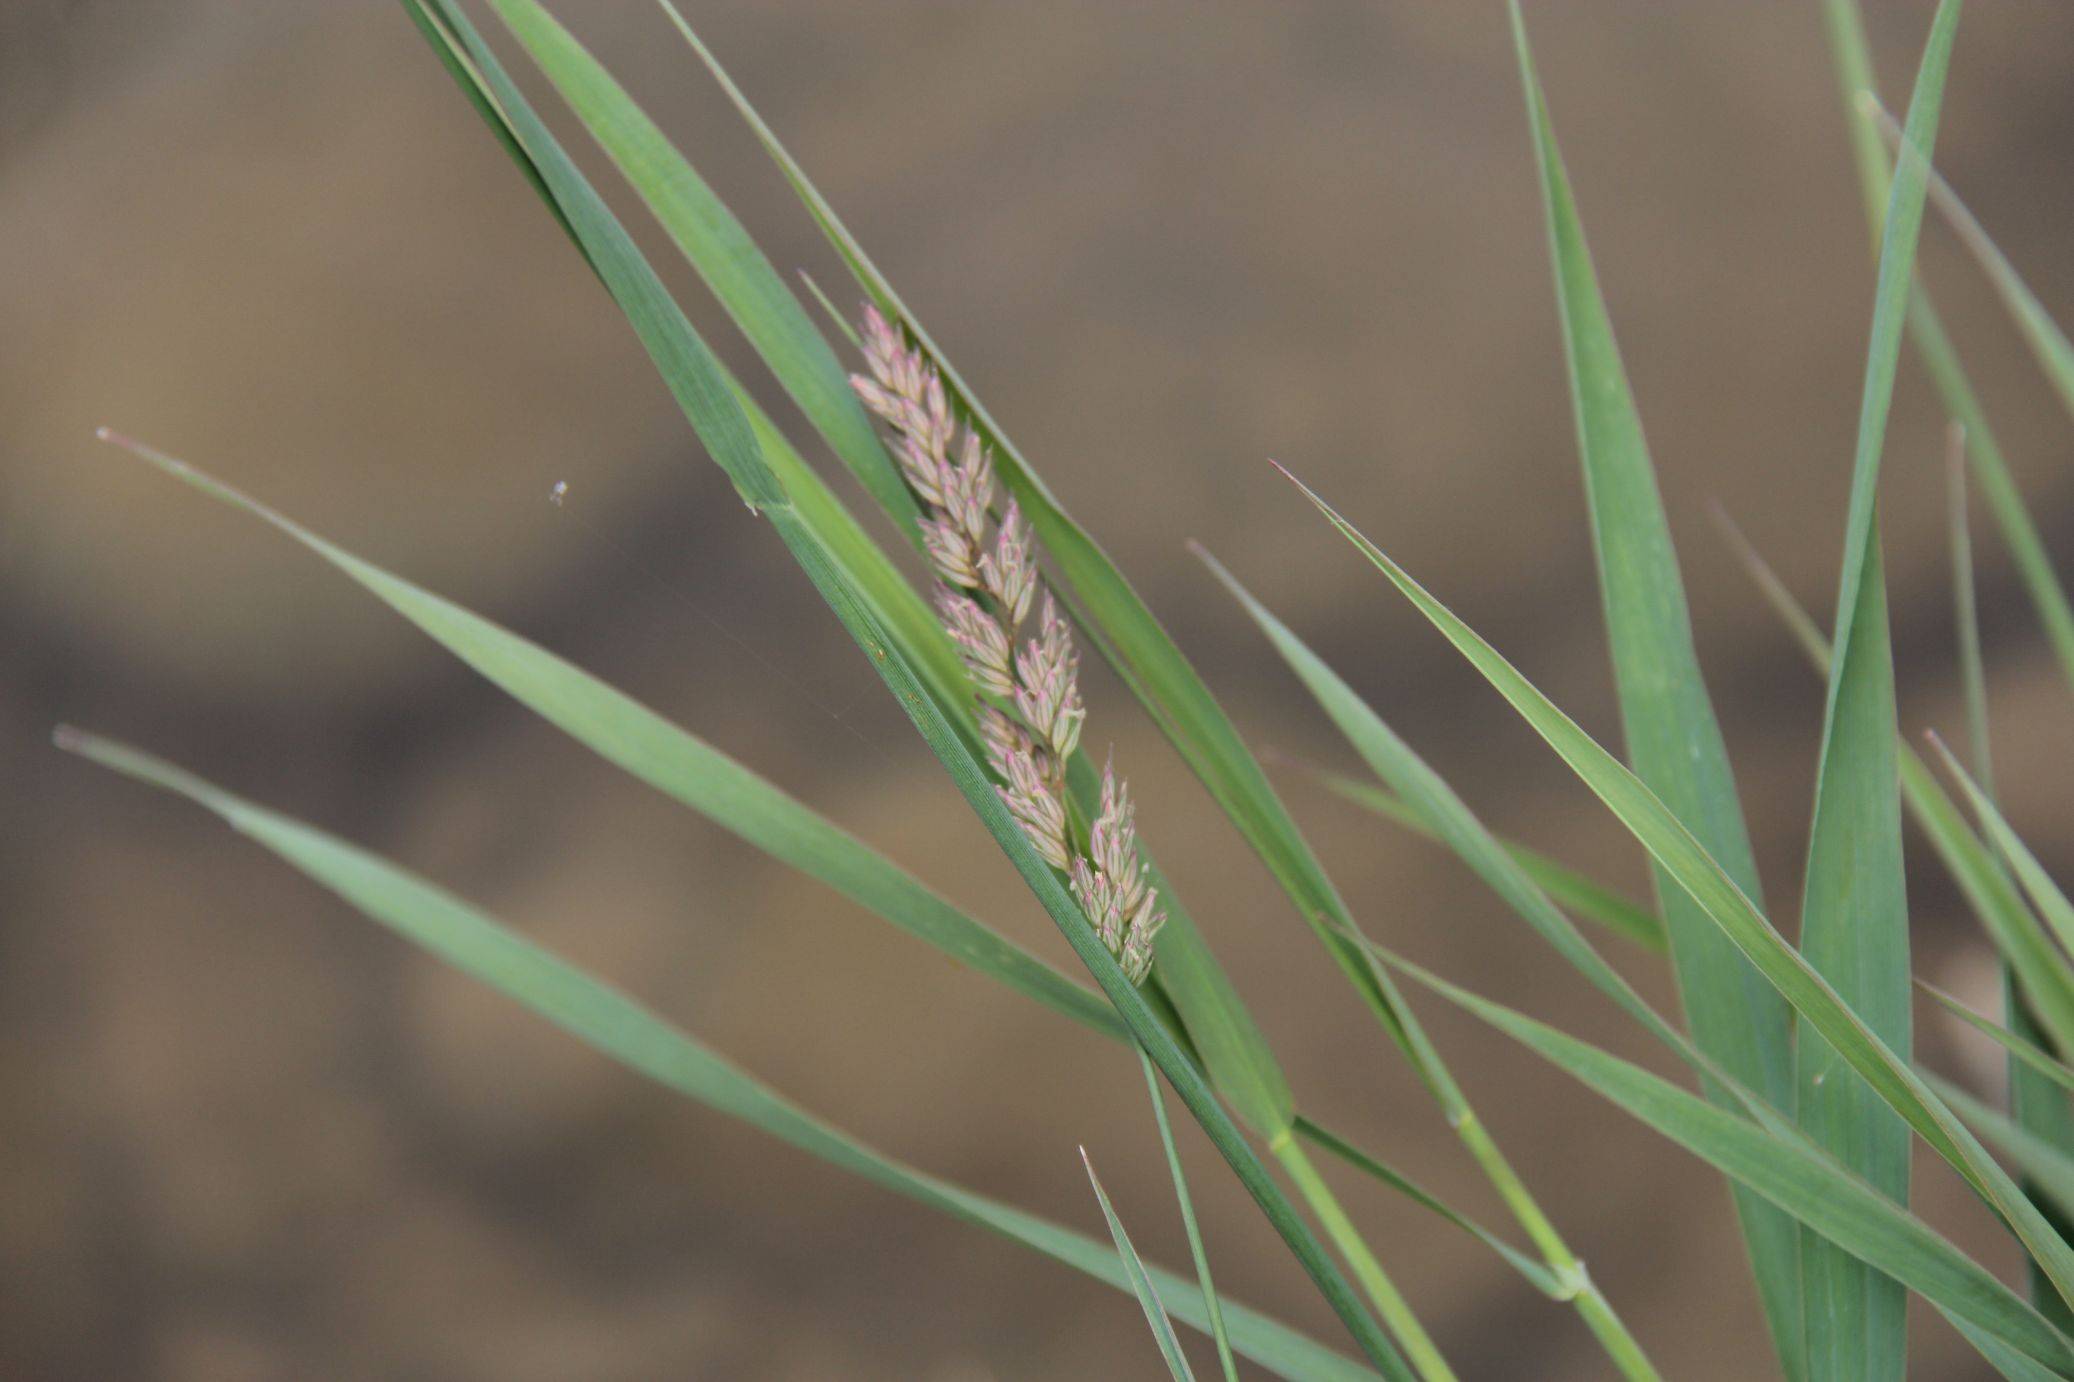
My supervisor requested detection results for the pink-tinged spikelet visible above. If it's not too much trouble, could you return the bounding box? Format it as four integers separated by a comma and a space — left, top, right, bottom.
1013, 595, 1086, 763
852, 303, 1160, 983
937, 590, 1015, 698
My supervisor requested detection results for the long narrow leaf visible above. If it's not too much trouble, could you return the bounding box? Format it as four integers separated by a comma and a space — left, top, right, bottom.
1923, 984, 2074, 1096
1372, 947, 2074, 1376
488, 0, 918, 535
98, 434, 1120, 1041
59, 730, 1371, 1382
1140, 1050, 1238, 1382
414, 5, 1403, 1366
1793, 1, 1960, 1349
1203, 549, 1694, 1076
1933, 739, 2074, 971
1281, 761, 1663, 952
1943, 420, 2074, 1330
1867, 101, 2074, 437
1817, 0, 2074, 692
1797, 528, 1909, 1381
1290, 1118, 1568, 1301
1276, 460, 2074, 1312
1505, 8, 1801, 1365
647, 0, 1425, 1067
1928, 1076, 2074, 1226
108, 436, 1536, 1324
1717, 517, 2074, 1058
1083, 1147, 1200, 1382
441, 0, 1295, 1143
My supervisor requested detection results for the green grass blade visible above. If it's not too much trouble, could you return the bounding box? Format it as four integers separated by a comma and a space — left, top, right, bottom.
1139, 1050, 1238, 1382
398, 0, 584, 258
1922, 984, 2074, 1096
1796, 528, 1909, 1380
439, 0, 1294, 1145
487, 0, 918, 536
1867, 102, 2074, 437
1932, 738, 2074, 970
1289, 1118, 1569, 1300
97, 458, 1501, 1361
1275, 461, 2074, 1312
1083, 1145, 1201, 1382
648, 0, 1417, 1062
512, 12, 1569, 1355
1942, 418, 2074, 1329
1203, 548, 1691, 1068
409, 6, 1402, 1365
103, 443, 1529, 1345
1371, 947, 2074, 1376
1799, 8, 1960, 1365
1927, 1076, 2074, 1225
1203, 554, 1659, 1377
1818, 0, 2074, 694
99, 435, 1122, 1041
1937, 1039, 2074, 1337
1264, 1137, 1458, 1382
1718, 517, 2074, 1061
59, 730, 1373, 1382
1948, 427, 1994, 792
1280, 761, 1663, 952
1505, 9, 1801, 1364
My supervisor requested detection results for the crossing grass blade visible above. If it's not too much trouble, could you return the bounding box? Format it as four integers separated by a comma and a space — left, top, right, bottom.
463, 13, 1643, 1373
1791, 1, 1965, 1357
1948, 426, 1993, 791
58, 729, 1374, 1382
1368, 946, 2074, 1377
428, 0, 1295, 1148
416, 0, 1277, 1145
1274, 458, 2074, 1315
484, 0, 919, 538
1931, 737, 2074, 972
1276, 760, 1663, 953
1504, 9, 1800, 1366
645, 0, 1424, 1058
1202, 549, 1692, 1069
1138, 1050, 1238, 1382
617, 21, 1667, 1373
1922, 984, 2074, 1096
1720, 515, 2074, 1063
1863, 101, 2074, 438
1288, 1118, 1568, 1300
1925, 1076, 2074, 1225
1796, 526, 1908, 1374
1943, 421, 2074, 1330
1199, 555, 1657, 1378
97, 434, 1121, 1041
1817, 0, 2074, 694
407, 4, 1405, 1367
105, 432, 1545, 1326
1083, 1146, 1200, 1382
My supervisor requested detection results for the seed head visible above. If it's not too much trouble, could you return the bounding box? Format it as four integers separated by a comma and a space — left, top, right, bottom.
853, 303, 1160, 985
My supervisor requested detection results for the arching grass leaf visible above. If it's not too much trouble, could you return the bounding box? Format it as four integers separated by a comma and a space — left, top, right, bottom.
59, 729, 1373, 1382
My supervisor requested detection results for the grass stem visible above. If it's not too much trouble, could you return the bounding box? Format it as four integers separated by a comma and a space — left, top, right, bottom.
1269, 1130, 1459, 1382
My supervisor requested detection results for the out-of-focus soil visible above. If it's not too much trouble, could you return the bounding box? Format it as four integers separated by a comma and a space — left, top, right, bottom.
8, 3, 2074, 1376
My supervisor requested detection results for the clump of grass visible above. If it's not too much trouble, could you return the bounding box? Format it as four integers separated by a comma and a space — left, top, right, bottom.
60, 0, 2074, 1377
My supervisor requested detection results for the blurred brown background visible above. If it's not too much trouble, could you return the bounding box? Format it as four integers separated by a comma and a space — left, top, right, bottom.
9, 1, 2074, 1377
